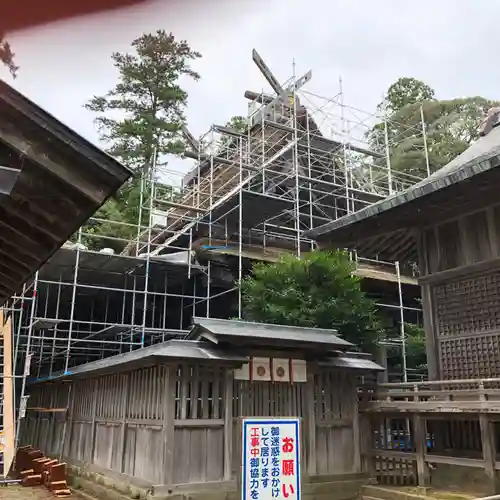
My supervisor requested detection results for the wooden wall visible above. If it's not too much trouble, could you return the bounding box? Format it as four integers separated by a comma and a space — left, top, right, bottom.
21, 363, 360, 487
419, 204, 500, 380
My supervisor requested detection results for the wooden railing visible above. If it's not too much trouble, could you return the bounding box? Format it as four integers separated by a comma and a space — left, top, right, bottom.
360, 378, 500, 413
358, 378, 500, 494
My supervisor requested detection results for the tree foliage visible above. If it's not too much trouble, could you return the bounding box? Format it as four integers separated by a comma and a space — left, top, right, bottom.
380, 77, 435, 113
386, 322, 427, 379
369, 78, 498, 178
1, 37, 18, 77
86, 30, 201, 172
403, 322, 427, 370
81, 30, 201, 251
224, 115, 248, 133
240, 250, 384, 351
217, 115, 248, 154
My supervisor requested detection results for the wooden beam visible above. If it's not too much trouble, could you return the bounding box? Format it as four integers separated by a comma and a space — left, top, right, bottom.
89, 379, 99, 463
480, 413, 498, 494
305, 372, 317, 476
27, 408, 67, 413
119, 373, 130, 474
0, 124, 107, 205
223, 368, 234, 481
413, 415, 429, 486
1, 310, 15, 477
162, 366, 176, 486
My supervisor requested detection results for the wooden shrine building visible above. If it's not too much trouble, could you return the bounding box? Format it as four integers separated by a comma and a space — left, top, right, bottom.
307, 112, 500, 382
0, 80, 132, 478
306, 110, 500, 494
21, 317, 383, 499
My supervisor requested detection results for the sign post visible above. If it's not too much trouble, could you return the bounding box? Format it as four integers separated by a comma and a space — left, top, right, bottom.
242, 418, 301, 500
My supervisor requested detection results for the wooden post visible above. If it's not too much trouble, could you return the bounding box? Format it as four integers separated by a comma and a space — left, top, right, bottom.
162, 365, 176, 486
64, 382, 76, 460
1, 310, 15, 477
119, 373, 131, 474
420, 284, 439, 381
59, 383, 74, 460
32, 385, 43, 448
480, 414, 497, 494
47, 386, 57, 454
223, 367, 234, 481
89, 379, 99, 463
360, 415, 376, 481
305, 372, 316, 477
376, 345, 388, 383
413, 414, 429, 487
352, 377, 361, 473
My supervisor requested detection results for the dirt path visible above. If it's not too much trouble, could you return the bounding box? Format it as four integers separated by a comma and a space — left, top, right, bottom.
0, 485, 75, 499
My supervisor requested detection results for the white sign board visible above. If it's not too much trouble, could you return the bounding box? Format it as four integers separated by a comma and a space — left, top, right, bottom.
242, 418, 301, 500
19, 395, 30, 419
23, 353, 33, 377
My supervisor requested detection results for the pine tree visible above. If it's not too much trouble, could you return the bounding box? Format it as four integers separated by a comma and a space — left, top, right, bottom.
86, 29, 201, 172
82, 30, 201, 251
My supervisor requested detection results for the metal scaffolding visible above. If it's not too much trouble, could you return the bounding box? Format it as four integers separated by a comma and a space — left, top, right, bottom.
6, 49, 428, 402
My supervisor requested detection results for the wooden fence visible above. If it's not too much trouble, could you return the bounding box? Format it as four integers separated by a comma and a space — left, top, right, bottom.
21, 363, 361, 487
359, 379, 500, 495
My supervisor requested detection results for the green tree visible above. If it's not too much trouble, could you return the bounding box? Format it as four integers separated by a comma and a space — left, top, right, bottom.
404, 323, 427, 370
217, 115, 248, 155
380, 77, 435, 114
240, 250, 384, 351
369, 78, 498, 179
224, 115, 247, 133
86, 29, 201, 172
1, 38, 18, 77
82, 30, 201, 251
386, 322, 427, 379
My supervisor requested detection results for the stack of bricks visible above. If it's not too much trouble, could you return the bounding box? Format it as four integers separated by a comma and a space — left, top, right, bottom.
14, 446, 71, 497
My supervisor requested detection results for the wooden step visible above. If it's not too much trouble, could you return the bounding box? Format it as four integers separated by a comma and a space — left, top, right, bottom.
22, 473, 42, 486
53, 488, 71, 497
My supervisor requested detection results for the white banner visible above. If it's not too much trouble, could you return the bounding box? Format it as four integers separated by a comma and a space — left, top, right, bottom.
19, 395, 29, 419
23, 353, 32, 377
242, 418, 301, 500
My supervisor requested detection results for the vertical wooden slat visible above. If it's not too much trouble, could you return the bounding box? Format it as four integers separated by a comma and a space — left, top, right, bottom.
89, 379, 99, 463
162, 365, 176, 486
352, 378, 361, 473
155, 367, 162, 420
212, 369, 220, 419
223, 368, 233, 481
191, 366, 199, 419
413, 415, 428, 487
151, 366, 158, 420
480, 414, 497, 494
361, 415, 376, 480
306, 372, 316, 476
59, 382, 74, 460
201, 370, 210, 419
139, 370, 145, 419
180, 366, 188, 420
120, 373, 131, 473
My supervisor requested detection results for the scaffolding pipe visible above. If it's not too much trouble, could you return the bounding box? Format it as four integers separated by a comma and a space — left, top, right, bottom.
395, 261, 408, 383
14, 270, 38, 460
63, 230, 82, 373
420, 104, 431, 177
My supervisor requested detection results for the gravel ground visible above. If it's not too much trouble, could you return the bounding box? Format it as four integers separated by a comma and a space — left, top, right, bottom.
0, 485, 73, 499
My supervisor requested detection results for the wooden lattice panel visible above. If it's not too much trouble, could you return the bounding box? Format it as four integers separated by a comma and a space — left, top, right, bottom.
433, 271, 500, 337
433, 269, 500, 379
439, 335, 500, 379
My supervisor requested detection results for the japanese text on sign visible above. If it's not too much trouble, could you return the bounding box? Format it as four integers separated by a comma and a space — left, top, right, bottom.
242, 418, 300, 500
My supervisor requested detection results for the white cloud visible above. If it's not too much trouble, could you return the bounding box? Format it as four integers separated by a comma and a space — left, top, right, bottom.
2, 0, 500, 180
